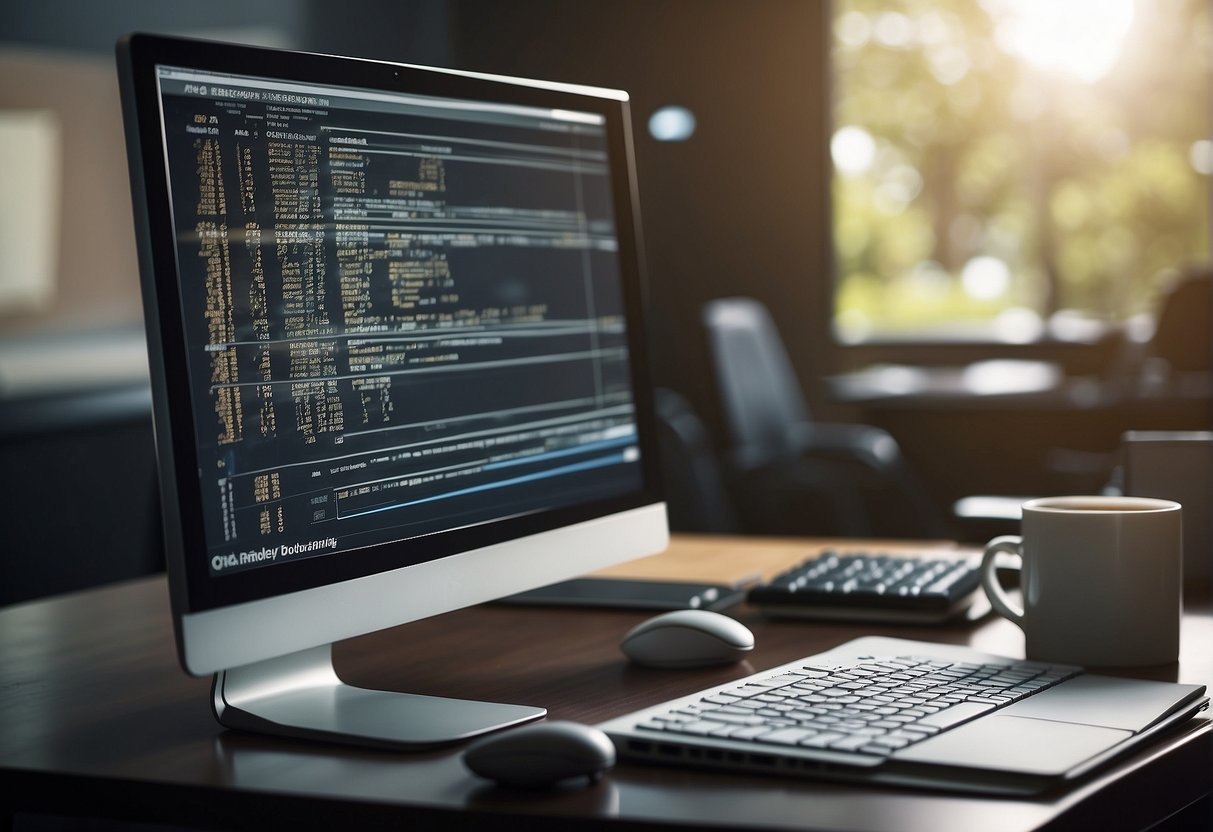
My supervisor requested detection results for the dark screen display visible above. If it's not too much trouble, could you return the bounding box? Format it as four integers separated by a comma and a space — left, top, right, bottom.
155, 66, 642, 577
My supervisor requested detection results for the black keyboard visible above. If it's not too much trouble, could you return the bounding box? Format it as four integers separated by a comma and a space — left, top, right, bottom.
747, 550, 983, 623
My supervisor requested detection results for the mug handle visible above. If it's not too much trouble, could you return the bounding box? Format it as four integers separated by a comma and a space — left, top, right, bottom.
981, 535, 1025, 625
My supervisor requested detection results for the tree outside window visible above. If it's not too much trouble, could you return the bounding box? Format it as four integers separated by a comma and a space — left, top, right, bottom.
832, 0, 1211, 343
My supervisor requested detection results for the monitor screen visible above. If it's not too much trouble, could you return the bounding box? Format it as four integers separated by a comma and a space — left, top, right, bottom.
119, 35, 666, 689
159, 63, 645, 596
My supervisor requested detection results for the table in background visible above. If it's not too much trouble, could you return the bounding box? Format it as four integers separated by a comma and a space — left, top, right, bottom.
2, 534, 1210, 831
826, 364, 1212, 516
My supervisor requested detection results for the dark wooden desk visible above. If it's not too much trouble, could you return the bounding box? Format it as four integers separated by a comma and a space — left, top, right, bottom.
2, 535, 1210, 831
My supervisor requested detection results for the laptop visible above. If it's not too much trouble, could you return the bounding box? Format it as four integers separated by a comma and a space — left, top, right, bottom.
598, 636, 1208, 795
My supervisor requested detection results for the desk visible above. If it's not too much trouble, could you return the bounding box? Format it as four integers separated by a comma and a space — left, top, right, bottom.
2, 534, 1210, 831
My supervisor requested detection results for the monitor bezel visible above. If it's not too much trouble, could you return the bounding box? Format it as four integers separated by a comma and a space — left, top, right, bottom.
118, 33, 664, 662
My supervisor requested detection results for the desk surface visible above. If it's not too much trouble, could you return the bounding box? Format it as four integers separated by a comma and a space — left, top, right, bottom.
2, 534, 1210, 831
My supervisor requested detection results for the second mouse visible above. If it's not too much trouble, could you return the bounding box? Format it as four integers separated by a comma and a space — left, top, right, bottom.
620, 609, 755, 669
462, 721, 616, 789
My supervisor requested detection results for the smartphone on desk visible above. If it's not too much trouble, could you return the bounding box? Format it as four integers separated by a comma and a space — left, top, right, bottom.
497, 578, 747, 611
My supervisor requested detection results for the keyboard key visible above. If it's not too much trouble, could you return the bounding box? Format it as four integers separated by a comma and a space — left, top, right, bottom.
762, 674, 814, 688
830, 735, 874, 751
731, 700, 767, 710
855, 726, 888, 736
653, 713, 695, 723
886, 729, 929, 743
729, 725, 776, 741
801, 731, 847, 748
757, 727, 817, 745
701, 713, 769, 726
916, 701, 996, 730
674, 720, 734, 735
898, 724, 940, 736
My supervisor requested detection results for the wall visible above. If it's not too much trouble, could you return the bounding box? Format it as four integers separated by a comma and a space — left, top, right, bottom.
0, 0, 309, 336
0, 1, 832, 437
0, 49, 141, 335
444, 0, 834, 439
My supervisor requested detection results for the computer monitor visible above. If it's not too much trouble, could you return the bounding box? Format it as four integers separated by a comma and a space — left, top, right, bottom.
117, 33, 667, 749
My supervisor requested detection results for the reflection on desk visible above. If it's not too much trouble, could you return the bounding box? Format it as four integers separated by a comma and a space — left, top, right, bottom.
1, 534, 1210, 832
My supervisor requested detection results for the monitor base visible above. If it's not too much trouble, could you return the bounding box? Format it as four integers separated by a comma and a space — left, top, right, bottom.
211, 643, 545, 749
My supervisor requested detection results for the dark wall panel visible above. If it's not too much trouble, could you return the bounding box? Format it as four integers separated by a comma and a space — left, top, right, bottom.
446, 0, 833, 441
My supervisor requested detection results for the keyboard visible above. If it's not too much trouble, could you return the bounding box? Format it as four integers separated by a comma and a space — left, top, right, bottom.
599, 635, 1209, 794
620, 654, 1081, 757
746, 550, 984, 622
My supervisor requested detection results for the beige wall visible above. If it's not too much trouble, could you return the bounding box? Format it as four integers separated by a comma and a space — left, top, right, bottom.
0, 48, 142, 336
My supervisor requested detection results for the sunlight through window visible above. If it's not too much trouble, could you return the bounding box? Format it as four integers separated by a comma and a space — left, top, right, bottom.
832, 0, 1210, 342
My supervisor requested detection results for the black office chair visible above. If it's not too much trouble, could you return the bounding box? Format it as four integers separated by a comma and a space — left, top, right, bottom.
702, 297, 949, 539
654, 387, 740, 533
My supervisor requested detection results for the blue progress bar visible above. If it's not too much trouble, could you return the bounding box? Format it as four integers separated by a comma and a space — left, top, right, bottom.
482, 435, 634, 472
338, 451, 631, 519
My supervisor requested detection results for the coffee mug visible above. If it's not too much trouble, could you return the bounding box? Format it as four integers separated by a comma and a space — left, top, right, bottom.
981, 496, 1182, 667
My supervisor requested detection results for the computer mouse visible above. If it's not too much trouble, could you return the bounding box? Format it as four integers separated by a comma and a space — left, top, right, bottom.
620, 609, 755, 669
462, 721, 616, 789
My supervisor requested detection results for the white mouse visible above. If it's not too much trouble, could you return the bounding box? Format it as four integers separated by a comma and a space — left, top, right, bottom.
619, 609, 755, 668
462, 721, 616, 789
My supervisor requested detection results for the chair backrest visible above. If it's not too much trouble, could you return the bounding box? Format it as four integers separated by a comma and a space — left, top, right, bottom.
1148, 269, 1210, 373
702, 297, 809, 459
654, 388, 739, 533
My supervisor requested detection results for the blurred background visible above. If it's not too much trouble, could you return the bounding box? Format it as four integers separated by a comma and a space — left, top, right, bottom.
1, 0, 1208, 603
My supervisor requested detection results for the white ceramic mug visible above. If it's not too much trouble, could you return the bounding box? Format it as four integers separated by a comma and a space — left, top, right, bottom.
981, 495, 1182, 667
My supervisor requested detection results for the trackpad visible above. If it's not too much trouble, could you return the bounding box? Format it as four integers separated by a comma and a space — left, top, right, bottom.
998, 675, 1204, 731
895, 715, 1130, 776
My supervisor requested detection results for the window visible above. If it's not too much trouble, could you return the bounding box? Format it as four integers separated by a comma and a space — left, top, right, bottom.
832, 0, 1210, 344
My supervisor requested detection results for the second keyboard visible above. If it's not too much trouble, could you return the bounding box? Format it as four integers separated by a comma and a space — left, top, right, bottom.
747, 550, 984, 623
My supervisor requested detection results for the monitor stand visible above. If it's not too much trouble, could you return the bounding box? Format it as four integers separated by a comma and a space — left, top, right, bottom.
211, 643, 546, 749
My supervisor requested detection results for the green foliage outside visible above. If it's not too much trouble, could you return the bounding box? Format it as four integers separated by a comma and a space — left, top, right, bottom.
832, 0, 1210, 341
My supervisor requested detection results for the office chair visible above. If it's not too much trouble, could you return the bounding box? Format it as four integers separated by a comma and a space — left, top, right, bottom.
702, 297, 949, 539
654, 387, 740, 533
